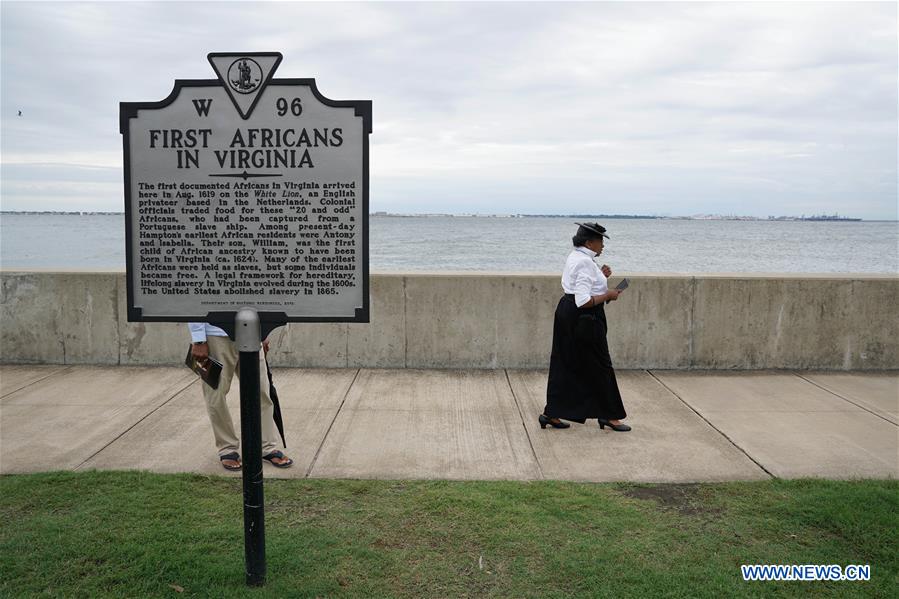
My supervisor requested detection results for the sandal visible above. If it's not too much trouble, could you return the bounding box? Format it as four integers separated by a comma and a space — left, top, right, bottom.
220, 452, 241, 471
262, 450, 294, 469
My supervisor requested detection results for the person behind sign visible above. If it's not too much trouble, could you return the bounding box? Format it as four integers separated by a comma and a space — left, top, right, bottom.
540, 222, 631, 432
188, 323, 293, 470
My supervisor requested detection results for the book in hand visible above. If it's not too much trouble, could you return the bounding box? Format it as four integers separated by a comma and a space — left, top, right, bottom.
185, 346, 223, 390
605, 278, 630, 304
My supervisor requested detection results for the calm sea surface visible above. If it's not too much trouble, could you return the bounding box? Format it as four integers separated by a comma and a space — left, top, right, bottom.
1, 213, 897, 274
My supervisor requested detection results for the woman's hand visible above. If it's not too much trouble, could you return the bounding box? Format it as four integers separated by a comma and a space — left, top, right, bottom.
601, 264, 612, 278
605, 289, 622, 302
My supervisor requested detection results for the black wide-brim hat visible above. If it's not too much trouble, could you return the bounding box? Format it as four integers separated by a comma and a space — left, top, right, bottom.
574, 222, 610, 239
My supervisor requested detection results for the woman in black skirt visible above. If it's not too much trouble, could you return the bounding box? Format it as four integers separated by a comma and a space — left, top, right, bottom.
540, 222, 631, 432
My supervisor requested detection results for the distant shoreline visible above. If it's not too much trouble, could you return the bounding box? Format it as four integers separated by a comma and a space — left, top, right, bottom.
0, 211, 884, 222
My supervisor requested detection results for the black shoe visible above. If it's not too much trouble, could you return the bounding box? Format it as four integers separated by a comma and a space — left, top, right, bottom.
539, 414, 570, 429
599, 419, 631, 432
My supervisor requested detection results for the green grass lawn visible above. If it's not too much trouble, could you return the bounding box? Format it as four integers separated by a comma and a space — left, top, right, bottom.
1, 472, 895, 598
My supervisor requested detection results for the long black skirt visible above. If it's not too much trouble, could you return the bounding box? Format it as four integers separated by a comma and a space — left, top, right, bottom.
544, 294, 627, 423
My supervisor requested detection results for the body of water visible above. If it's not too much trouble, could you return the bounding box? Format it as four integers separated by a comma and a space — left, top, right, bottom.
1, 214, 897, 274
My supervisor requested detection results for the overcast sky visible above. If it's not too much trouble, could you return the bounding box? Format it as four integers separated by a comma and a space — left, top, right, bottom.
1, 1, 896, 218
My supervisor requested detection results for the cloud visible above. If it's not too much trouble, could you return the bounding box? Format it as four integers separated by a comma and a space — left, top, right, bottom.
1, 1, 896, 219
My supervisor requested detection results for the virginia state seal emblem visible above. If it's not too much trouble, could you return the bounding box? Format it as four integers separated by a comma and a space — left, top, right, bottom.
227, 58, 263, 94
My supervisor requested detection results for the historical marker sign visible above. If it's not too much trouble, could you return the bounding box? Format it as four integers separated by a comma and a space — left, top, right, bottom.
121, 52, 371, 322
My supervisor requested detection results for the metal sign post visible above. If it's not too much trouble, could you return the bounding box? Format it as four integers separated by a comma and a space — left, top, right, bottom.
235, 308, 265, 586
120, 52, 371, 587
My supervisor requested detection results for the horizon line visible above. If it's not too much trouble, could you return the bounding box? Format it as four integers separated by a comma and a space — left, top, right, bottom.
1, 210, 893, 222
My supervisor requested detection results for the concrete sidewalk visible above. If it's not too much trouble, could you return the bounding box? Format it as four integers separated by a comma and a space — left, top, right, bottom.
1, 365, 896, 482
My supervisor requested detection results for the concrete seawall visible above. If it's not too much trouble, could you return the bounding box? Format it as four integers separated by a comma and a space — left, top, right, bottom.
1, 271, 896, 369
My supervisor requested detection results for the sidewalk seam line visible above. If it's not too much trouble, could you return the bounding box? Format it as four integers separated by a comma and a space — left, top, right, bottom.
504, 369, 545, 480
793, 373, 897, 426
0, 366, 73, 399
73, 374, 197, 471
305, 368, 361, 478
647, 369, 776, 479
